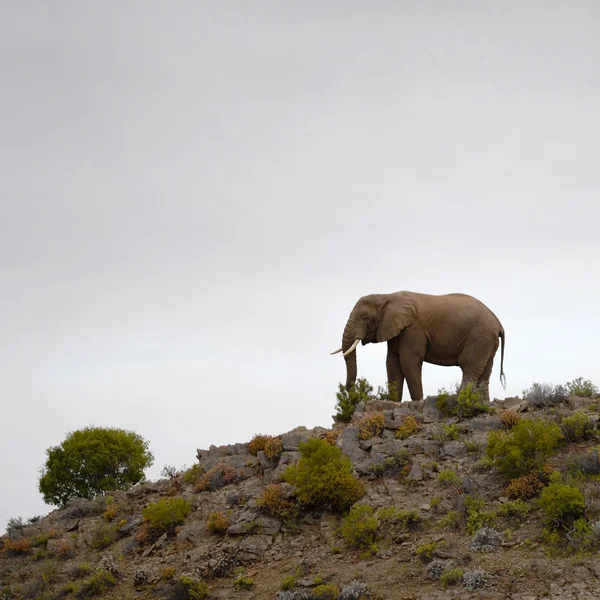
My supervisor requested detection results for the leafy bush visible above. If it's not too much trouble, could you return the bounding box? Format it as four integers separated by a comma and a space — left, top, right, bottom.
335, 378, 374, 422
376, 507, 421, 530
495, 499, 531, 523
395, 415, 422, 439
415, 541, 439, 562
75, 570, 117, 599
522, 382, 567, 405
433, 423, 461, 442
560, 411, 595, 442
538, 483, 585, 528
504, 467, 554, 500
283, 438, 366, 513
376, 380, 399, 402
169, 576, 210, 600
437, 469, 462, 488
89, 523, 118, 550
340, 504, 378, 549
264, 437, 284, 460
440, 568, 463, 589
1, 537, 31, 555
567, 447, 600, 476
455, 383, 489, 418
248, 434, 273, 455
462, 570, 488, 591
5, 517, 25, 535
470, 526, 503, 552
141, 497, 191, 535
485, 417, 564, 479
313, 584, 340, 599
565, 377, 598, 398
182, 464, 204, 485
38, 426, 154, 506
256, 484, 298, 525
461, 496, 496, 536
233, 568, 254, 590
370, 449, 411, 477
195, 462, 243, 492
207, 512, 229, 534
357, 412, 385, 441
499, 409, 521, 429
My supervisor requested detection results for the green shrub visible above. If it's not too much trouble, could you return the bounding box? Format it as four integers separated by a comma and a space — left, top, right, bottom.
75, 570, 116, 599
90, 523, 118, 550
565, 377, 598, 398
233, 569, 254, 590
283, 438, 366, 512
340, 504, 378, 549
171, 576, 210, 599
335, 378, 374, 422
280, 575, 297, 591
38, 426, 154, 506
415, 541, 438, 562
561, 412, 595, 442
485, 417, 565, 479
440, 568, 464, 589
496, 499, 531, 523
141, 496, 191, 534
370, 449, 411, 477
463, 496, 495, 536
182, 464, 203, 485
455, 384, 489, 418
313, 584, 340, 599
538, 483, 585, 528
433, 424, 461, 442
376, 380, 399, 402
567, 447, 600, 477
437, 469, 462, 488
377, 508, 422, 530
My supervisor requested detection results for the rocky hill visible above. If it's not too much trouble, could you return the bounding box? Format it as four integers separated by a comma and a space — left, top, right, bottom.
3, 388, 600, 600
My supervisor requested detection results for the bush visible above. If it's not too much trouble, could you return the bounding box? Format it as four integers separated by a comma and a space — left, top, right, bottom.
90, 523, 118, 550
357, 412, 385, 441
370, 449, 411, 477
141, 497, 191, 536
455, 384, 489, 418
75, 570, 117, 599
485, 417, 564, 479
440, 568, 463, 589
376, 380, 399, 402
339, 580, 372, 600
313, 584, 340, 599
567, 448, 600, 476
437, 469, 462, 488
264, 437, 284, 460
462, 570, 488, 591
561, 411, 595, 442
256, 484, 298, 525
426, 559, 450, 580
538, 483, 585, 528
522, 382, 567, 405
496, 499, 531, 523
395, 415, 422, 440
233, 569, 254, 590
38, 426, 154, 506
169, 576, 210, 600
504, 467, 554, 500
376, 507, 421, 530
470, 526, 503, 552
335, 378, 374, 422
433, 423, 461, 442
565, 377, 598, 398
499, 409, 521, 429
283, 438, 366, 513
195, 462, 243, 492
461, 496, 495, 536
415, 541, 439, 562
340, 505, 378, 549
248, 434, 273, 455
207, 512, 229, 534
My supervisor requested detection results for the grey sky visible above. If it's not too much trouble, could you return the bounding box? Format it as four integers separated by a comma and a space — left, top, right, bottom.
1, 1, 599, 527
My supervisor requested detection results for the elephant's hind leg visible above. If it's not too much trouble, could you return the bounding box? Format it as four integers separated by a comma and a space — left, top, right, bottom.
386, 343, 404, 402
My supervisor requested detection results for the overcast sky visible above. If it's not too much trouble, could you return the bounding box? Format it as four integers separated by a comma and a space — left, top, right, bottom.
1, 1, 599, 528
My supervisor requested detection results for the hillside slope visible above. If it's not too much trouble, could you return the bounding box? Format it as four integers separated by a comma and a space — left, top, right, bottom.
3, 391, 600, 600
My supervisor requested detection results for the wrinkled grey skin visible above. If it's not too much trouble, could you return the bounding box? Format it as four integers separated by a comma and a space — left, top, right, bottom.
333, 291, 506, 402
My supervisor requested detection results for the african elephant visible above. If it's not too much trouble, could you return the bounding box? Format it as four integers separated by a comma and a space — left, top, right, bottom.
330, 291, 506, 403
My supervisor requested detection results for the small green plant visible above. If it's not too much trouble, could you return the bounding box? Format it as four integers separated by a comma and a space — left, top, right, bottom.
173, 576, 210, 599
437, 469, 462, 488
376, 380, 399, 402
565, 377, 598, 398
440, 568, 464, 589
280, 575, 297, 590
395, 415, 422, 439
455, 383, 489, 418
207, 512, 229, 534
466, 440, 480, 453
141, 496, 191, 535
440, 510, 462, 531
313, 584, 340, 599
415, 541, 439, 562
283, 438, 366, 513
433, 424, 461, 441
357, 412, 385, 441
486, 417, 565, 479
233, 568, 254, 590
538, 483, 585, 529
335, 378, 374, 422
496, 499, 531, 523
75, 570, 117, 598
182, 464, 203, 485
370, 449, 411, 477
567, 447, 600, 477
341, 504, 379, 549
561, 412, 595, 442
90, 523, 118, 550
463, 496, 495, 536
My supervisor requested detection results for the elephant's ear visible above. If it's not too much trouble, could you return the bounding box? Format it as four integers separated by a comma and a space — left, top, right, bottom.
376, 294, 418, 342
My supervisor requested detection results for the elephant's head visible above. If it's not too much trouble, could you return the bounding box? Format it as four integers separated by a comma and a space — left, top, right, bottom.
331, 293, 418, 389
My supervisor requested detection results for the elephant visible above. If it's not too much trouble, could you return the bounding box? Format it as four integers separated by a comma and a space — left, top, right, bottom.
330, 291, 506, 403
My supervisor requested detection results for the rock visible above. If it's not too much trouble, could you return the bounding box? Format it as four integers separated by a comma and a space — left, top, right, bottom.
498, 496, 509, 503
336, 427, 369, 464
118, 515, 143, 536
364, 400, 401, 413
281, 428, 312, 451
407, 463, 423, 481
420, 503, 431, 511
257, 450, 278, 470
423, 396, 442, 422
442, 441, 467, 458
468, 415, 502, 432
238, 534, 273, 560
176, 521, 205, 542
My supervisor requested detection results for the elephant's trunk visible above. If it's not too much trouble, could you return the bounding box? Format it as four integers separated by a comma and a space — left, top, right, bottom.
342, 317, 359, 390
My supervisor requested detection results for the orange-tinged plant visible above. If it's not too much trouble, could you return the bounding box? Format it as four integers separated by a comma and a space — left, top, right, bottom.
357, 412, 386, 441
207, 512, 230, 534
499, 409, 521, 430
248, 434, 273, 455
264, 437, 284, 461
195, 462, 241, 492
395, 415, 422, 439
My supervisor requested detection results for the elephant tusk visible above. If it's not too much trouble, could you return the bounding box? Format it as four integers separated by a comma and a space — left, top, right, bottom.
342, 338, 361, 357
330, 347, 343, 355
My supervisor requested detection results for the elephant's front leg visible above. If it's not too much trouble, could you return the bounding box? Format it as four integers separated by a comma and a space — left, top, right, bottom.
386, 343, 404, 402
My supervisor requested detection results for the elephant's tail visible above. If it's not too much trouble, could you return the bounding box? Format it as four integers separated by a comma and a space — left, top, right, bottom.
499, 328, 506, 389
